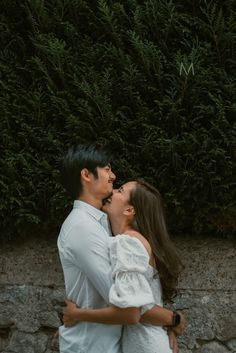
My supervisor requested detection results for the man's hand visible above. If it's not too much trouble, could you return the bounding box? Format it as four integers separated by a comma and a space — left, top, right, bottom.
167, 329, 178, 353
63, 299, 79, 327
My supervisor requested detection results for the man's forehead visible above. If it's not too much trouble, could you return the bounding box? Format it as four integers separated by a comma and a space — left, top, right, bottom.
97, 163, 111, 169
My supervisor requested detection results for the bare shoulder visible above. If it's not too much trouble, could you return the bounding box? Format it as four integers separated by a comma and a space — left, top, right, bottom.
124, 230, 152, 257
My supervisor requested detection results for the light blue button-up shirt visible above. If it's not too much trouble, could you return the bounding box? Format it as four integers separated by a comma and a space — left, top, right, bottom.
57, 200, 122, 353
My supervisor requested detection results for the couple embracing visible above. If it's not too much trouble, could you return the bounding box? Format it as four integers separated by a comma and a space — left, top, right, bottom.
57, 144, 185, 353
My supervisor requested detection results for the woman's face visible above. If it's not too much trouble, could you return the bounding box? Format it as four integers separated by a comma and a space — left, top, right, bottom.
102, 181, 136, 218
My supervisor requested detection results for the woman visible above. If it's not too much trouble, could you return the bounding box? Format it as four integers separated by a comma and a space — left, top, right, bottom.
63, 179, 183, 353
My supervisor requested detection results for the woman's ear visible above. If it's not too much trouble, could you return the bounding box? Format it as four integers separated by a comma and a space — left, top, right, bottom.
123, 207, 135, 216
81, 168, 90, 182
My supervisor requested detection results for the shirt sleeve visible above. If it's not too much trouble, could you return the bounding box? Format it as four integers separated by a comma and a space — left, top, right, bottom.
109, 235, 155, 311
64, 218, 113, 303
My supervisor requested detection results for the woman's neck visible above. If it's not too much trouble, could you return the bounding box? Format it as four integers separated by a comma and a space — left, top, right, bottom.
110, 217, 134, 235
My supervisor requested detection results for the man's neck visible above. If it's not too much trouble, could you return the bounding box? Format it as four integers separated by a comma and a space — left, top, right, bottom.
78, 195, 103, 210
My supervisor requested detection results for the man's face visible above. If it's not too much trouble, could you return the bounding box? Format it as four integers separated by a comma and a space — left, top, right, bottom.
90, 164, 116, 199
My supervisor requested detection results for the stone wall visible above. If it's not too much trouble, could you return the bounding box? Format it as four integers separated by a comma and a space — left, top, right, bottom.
0, 235, 235, 353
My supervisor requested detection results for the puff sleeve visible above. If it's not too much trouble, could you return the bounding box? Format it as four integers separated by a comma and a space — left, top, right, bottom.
108, 234, 155, 313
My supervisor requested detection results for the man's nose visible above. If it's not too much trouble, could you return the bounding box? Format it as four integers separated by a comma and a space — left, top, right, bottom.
109, 170, 116, 181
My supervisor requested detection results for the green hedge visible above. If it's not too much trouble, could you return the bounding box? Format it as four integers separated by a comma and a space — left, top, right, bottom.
0, 0, 235, 239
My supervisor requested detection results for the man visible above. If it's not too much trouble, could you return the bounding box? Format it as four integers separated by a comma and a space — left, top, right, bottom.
57, 144, 184, 353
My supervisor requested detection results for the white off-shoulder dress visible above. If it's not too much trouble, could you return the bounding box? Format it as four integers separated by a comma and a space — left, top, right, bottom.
109, 234, 172, 353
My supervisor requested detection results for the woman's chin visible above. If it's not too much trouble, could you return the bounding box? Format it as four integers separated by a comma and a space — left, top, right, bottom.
102, 204, 109, 213
102, 198, 112, 213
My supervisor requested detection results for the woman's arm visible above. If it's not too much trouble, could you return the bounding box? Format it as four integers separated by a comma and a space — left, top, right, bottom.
140, 305, 173, 325
63, 300, 185, 337
140, 306, 186, 336
63, 299, 140, 326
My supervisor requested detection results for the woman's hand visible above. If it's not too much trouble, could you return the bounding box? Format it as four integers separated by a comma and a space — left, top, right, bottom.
167, 330, 178, 353
171, 311, 185, 336
63, 299, 80, 327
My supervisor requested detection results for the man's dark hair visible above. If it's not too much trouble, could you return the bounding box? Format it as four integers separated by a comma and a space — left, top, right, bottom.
60, 144, 112, 199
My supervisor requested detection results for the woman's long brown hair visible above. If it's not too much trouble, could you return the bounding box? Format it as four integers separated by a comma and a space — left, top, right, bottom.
129, 179, 183, 303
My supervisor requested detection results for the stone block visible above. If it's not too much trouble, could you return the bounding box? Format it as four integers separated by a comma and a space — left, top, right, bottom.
6, 331, 49, 353
175, 236, 236, 291
226, 338, 236, 352
198, 341, 230, 353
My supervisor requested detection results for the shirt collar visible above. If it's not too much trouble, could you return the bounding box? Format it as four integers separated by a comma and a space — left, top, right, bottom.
73, 200, 108, 222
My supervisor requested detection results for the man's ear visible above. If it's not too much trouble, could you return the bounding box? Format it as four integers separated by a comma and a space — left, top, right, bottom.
81, 168, 91, 182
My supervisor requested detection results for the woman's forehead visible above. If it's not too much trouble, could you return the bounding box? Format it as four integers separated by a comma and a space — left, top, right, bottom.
121, 181, 136, 191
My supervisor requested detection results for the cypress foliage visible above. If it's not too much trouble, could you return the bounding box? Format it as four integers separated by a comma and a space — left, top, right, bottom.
0, 0, 235, 239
